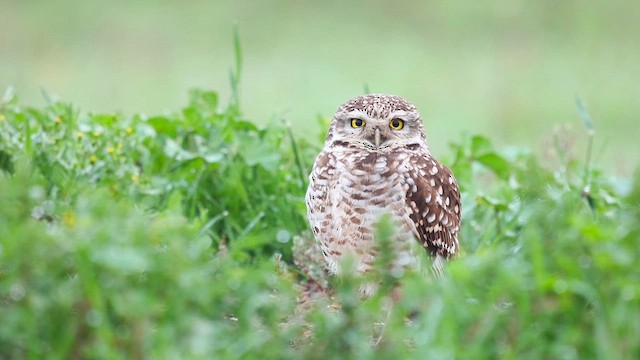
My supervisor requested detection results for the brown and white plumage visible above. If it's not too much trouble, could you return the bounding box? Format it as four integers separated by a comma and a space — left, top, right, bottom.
305, 94, 461, 285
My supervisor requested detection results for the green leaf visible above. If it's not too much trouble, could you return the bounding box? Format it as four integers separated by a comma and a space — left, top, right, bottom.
476, 153, 510, 179
200, 152, 224, 164
92, 246, 149, 273
477, 194, 509, 211
471, 135, 493, 157
91, 114, 118, 127
0, 149, 14, 174
1, 85, 15, 103
242, 142, 280, 171
201, 91, 219, 110
164, 138, 195, 161
148, 116, 179, 137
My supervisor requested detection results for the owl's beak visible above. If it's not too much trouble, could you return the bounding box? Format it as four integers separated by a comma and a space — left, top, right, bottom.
374, 128, 381, 148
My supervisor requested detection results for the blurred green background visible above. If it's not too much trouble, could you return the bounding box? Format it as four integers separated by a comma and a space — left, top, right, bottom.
2, 0, 638, 174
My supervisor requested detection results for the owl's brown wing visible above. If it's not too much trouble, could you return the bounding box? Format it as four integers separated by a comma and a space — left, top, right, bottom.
404, 153, 461, 259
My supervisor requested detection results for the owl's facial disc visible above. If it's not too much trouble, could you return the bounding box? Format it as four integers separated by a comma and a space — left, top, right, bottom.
329, 97, 428, 151
336, 111, 418, 150
357, 114, 411, 150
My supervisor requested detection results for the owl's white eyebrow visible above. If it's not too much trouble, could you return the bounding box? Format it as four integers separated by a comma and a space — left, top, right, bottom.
389, 111, 411, 119
341, 111, 370, 120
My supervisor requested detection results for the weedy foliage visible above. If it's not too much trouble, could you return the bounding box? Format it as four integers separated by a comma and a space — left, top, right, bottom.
0, 85, 639, 359
0, 88, 315, 259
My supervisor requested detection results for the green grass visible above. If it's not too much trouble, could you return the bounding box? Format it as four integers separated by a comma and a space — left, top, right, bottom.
1, 81, 639, 359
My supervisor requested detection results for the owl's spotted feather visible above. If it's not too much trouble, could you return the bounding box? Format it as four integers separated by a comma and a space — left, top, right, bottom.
306, 94, 461, 284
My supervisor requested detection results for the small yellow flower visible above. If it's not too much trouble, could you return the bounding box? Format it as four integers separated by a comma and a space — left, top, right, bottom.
62, 211, 76, 228
131, 174, 139, 183
90, 155, 97, 163
92, 131, 101, 137
77, 131, 85, 138
126, 127, 133, 135
55, 116, 62, 124
107, 146, 115, 154
117, 143, 123, 149
0, 114, 6, 122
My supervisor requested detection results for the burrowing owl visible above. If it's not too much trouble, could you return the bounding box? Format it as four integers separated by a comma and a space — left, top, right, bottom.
306, 94, 461, 285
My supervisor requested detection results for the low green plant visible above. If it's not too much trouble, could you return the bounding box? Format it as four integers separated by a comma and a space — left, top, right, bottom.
1, 82, 638, 358
0, 86, 316, 259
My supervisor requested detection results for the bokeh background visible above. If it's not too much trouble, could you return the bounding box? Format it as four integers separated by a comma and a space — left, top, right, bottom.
2, 0, 638, 174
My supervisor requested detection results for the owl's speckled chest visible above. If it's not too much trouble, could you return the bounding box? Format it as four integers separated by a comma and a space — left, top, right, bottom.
306, 147, 420, 275
333, 150, 406, 210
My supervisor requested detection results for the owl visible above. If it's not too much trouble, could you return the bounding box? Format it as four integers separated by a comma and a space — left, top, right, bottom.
305, 94, 461, 289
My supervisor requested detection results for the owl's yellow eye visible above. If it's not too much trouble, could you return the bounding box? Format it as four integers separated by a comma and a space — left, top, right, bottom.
351, 118, 365, 128
389, 118, 404, 130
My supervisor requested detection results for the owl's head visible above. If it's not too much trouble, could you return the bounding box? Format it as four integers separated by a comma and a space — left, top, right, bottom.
325, 94, 428, 151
